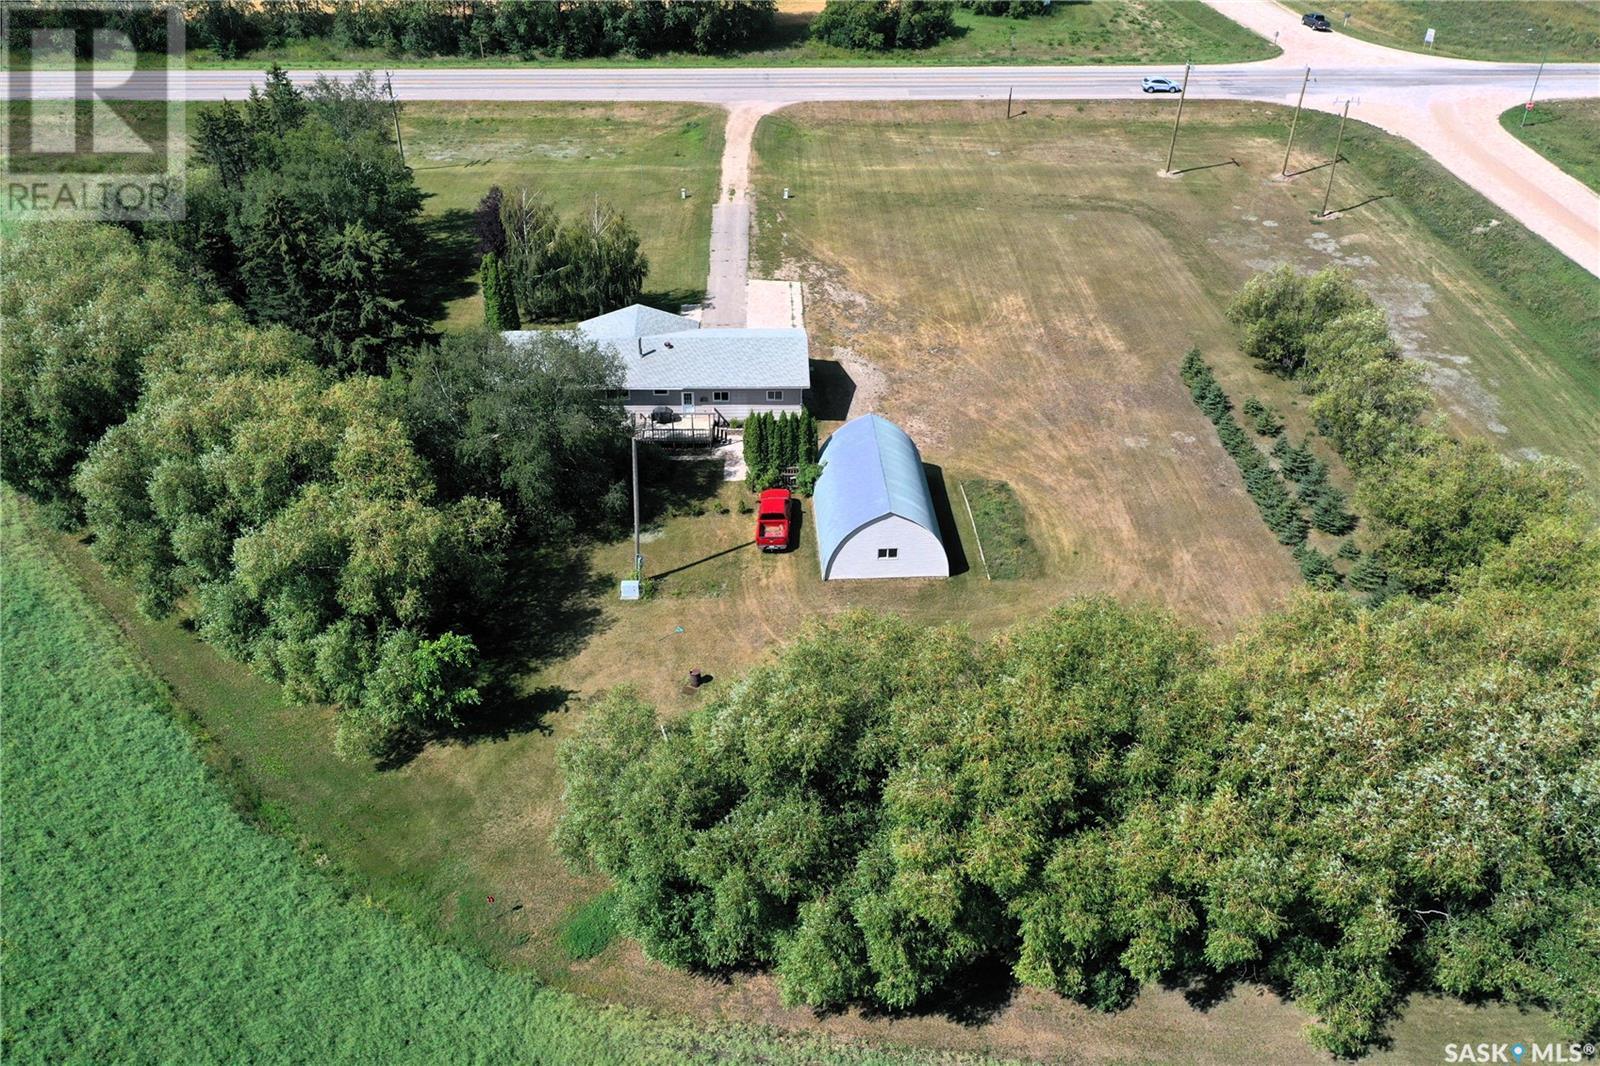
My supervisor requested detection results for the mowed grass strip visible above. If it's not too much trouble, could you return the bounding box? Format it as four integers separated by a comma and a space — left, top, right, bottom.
0, 492, 979, 1066
1500, 99, 1600, 193
962, 479, 1041, 580
1282, 0, 1600, 61
401, 102, 726, 329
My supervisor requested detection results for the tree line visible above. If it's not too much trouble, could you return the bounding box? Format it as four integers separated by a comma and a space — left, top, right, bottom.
558, 527, 1599, 1057
6, 1, 1063, 60
1226, 266, 1585, 599
475, 184, 648, 327
3, 157, 632, 760
4, 1, 779, 61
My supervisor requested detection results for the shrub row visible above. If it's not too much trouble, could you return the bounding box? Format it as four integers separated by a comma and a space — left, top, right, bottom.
744, 411, 819, 493
1181, 349, 1326, 574
1227, 266, 1584, 598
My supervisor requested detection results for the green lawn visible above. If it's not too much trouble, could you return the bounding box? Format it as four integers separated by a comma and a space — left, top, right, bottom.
1500, 98, 1600, 193
0, 492, 980, 1066
52, 2, 1276, 69
400, 102, 725, 329
1281, 0, 1600, 61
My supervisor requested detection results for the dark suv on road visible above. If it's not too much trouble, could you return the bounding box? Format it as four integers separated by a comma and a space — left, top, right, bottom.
1302, 11, 1332, 31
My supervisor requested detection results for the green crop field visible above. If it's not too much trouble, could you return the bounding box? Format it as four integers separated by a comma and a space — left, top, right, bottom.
0, 492, 980, 1066
1282, 0, 1600, 61
1501, 98, 1600, 193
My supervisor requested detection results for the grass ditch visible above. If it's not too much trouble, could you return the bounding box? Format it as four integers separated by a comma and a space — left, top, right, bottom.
1499, 99, 1600, 194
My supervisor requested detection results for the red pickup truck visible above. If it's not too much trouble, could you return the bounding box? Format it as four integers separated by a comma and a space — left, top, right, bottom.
755, 488, 794, 552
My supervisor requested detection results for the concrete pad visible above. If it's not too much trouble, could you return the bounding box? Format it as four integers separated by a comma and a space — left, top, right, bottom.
745, 279, 805, 329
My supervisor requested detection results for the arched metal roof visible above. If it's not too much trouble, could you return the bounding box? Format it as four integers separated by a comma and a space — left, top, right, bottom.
813, 415, 940, 579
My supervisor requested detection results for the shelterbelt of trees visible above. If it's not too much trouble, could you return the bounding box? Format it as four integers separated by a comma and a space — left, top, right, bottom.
558, 268, 1600, 1057
3, 0, 1051, 60
0, 73, 638, 760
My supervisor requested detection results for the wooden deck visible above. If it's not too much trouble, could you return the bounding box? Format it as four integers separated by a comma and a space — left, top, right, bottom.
631, 410, 730, 446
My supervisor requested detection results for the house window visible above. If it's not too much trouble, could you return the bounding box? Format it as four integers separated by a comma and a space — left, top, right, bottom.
652, 389, 670, 396
712, 391, 730, 402
877, 548, 898, 559
766, 390, 784, 401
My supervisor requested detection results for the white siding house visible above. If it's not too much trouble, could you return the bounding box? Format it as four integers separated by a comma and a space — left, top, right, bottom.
504, 304, 810, 420
813, 415, 948, 581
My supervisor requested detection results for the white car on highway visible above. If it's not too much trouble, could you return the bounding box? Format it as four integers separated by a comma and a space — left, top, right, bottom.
1141, 76, 1182, 93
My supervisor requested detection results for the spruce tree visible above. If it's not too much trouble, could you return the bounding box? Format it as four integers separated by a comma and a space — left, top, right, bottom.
481, 254, 504, 330
1348, 553, 1387, 592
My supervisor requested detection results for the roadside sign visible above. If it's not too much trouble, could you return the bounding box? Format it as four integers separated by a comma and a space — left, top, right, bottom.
1424, 27, 1436, 45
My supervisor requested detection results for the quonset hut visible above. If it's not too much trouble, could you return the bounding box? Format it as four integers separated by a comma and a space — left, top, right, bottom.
812, 414, 949, 581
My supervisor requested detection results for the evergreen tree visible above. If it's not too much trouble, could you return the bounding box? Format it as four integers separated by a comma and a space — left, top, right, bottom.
1311, 487, 1356, 535
1347, 552, 1387, 592
744, 414, 769, 486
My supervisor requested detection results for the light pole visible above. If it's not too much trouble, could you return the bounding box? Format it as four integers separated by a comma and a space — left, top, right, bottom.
1317, 99, 1352, 219
385, 72, 405, 163
1281, 67, 1313, 177
1163, 61, 1192, 175
1520, 30, 1548, 129
631, 435, 642, 580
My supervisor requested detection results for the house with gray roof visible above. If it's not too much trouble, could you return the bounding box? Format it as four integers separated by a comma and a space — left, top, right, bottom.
504, 304, 810, 421
812, 415, 948, 581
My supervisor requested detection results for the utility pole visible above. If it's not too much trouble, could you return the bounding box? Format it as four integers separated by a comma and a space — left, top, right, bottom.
1006, 86, 1013, 120
1163, 62, 1192, 175
1317, 99, 1352, 219
1281, 67, 1312, 177
631, 435, 642, 580
1520, 36, 1548, 128
385, 72, 405, 164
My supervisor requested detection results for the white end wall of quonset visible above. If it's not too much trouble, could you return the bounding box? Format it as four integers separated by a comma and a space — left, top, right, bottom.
825, 514, 948, 580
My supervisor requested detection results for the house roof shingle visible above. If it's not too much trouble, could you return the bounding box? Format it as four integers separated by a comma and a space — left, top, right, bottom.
504, 303, 810, 392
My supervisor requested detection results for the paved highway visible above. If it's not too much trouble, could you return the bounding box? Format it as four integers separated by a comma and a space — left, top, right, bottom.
9, 62, 1597, 102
